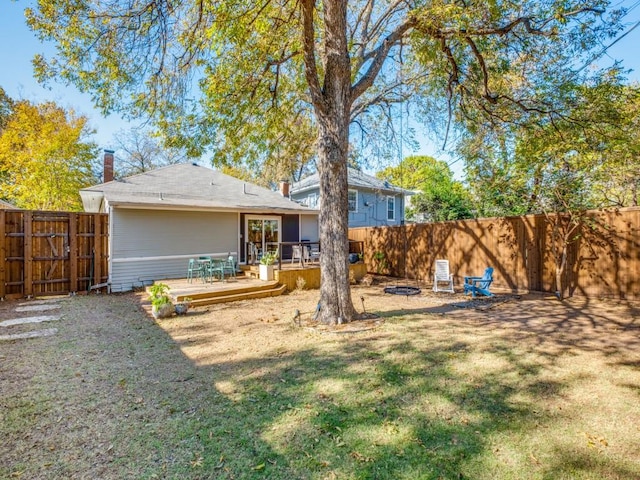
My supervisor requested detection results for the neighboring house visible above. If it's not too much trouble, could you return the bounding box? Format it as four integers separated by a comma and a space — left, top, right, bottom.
0, 199, 17, 209
80, 163, 319, 292
290, 167, 413, 228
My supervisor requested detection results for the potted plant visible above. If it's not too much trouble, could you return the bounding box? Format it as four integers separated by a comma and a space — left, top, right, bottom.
175, 297, 192, 315
148, 283, 175, 319
259, 251, 277, 281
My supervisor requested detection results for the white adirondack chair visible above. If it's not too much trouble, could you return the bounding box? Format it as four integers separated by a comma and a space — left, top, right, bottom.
433, 259, 455, 293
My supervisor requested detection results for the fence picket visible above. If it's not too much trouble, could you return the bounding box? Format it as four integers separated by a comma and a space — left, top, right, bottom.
350, 207, 640, 300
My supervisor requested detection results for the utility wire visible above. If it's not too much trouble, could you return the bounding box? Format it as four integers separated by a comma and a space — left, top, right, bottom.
575, 4, 640, 74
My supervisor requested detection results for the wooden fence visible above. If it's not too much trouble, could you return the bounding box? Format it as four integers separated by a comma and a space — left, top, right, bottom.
1, 210, 109, 299
349, 207, 640, 300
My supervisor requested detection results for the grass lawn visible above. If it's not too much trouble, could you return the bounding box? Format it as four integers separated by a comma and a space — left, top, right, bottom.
1, 287, 639, 479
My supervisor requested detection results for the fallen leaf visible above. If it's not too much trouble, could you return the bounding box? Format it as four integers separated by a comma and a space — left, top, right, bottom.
252, 463, 265, 470
213, 456, 225, 469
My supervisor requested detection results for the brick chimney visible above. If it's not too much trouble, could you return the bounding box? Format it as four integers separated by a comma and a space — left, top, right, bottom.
279, 180, 290, 197
103, 149, 114, 183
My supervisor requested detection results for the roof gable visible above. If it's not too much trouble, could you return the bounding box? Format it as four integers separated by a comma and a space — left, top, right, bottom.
291, 167, 412, 195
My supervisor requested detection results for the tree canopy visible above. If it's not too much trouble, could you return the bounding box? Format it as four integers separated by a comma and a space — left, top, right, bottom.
26, 0, 625, 322
461, 81, 640, 217
377, 155, 472, 221
0, 96, 98, 211
0, 87, 13, 133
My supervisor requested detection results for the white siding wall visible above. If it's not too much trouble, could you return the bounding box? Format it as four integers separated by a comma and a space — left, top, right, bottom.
110, 208, 238, 292
300, 214, 319, 242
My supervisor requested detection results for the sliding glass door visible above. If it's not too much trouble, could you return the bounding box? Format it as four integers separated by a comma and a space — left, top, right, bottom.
246, 216, 280, 260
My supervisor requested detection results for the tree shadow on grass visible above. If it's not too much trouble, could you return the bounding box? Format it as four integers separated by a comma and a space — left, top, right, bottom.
4, 293, 638, 479
151, 296, 639, 479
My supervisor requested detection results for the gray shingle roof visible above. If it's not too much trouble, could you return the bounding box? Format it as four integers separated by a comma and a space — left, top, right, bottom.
80, 163, 317, 213
291, 167, 412, 195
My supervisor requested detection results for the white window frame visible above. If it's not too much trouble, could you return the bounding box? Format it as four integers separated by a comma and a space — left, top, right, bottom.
245, 215, 282, 255
307, 192, 319, 208
387, 196, 396, 221
348, 189, 358, 213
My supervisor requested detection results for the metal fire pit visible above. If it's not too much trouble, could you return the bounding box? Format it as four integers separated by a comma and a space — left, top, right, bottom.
383, 286, 422, 296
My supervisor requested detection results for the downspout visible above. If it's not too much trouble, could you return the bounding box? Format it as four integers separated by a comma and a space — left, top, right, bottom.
107, 203, 114, 288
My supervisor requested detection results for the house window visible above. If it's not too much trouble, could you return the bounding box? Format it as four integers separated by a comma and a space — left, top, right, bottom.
387, 196, 395, 221
307, 193, 319, 208
348, 190, 358, 212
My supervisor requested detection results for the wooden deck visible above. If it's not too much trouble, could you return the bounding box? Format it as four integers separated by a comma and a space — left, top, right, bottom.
163, 275, 269, 299
161, 276, 285, 307
159, 263, 367, 306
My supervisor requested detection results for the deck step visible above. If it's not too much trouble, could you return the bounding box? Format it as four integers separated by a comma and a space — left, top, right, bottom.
175, 281, 286, 307
174, 280, 280, 302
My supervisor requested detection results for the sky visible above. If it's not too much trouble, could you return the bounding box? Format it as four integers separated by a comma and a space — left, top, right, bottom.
1, 0, 639, 169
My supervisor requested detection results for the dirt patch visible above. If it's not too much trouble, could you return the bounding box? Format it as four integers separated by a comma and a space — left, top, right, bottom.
1, 281, 639, 479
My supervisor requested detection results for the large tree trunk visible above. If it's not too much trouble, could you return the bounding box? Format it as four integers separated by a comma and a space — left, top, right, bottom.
316, 116, 358, 324
303, 0, 358, 324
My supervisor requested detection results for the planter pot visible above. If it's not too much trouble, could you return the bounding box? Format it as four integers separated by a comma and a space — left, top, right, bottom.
259, 264, 275, 281
175, 303, 190, 315
152, 303, 175, 319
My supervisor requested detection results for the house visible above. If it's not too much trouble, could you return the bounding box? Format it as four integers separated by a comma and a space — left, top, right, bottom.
290, 167, 412, 227
80, 162, 319, 292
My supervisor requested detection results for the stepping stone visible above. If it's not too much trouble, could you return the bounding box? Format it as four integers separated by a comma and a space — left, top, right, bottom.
15, 304, 61, 313
17, 298, 64, 306
0, 315, 61, 328
0, 328, 58, 341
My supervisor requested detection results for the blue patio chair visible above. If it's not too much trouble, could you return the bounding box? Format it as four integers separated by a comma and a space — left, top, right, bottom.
463, 267, 494, 298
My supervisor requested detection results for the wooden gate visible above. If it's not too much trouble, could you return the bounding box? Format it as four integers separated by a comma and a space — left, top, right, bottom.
0, 210, 108, 299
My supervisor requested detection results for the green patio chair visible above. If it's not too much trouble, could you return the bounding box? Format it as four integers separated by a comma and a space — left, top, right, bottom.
207, 258, 225, 282
222, 255, 237, 279
198, 257, 213, 282
187, 258, 203, 283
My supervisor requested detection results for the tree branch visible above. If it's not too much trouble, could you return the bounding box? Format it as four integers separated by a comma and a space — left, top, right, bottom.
300, 0, 327, 114
351, 16, 415, 101
350, 85, 407, 120
464, 36, 497, 104
417, 7, 605, 39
